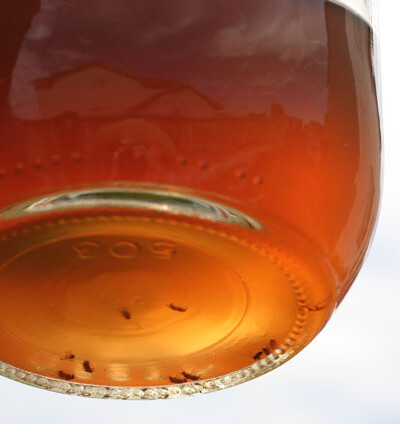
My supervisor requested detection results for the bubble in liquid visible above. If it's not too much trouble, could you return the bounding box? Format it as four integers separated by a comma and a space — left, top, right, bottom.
177, 156, 188, 166
235, 169, 246, 180
33, 159, 43, 169
52, 155, 61, 165
72, 152, 83, 163
134, 151, 145, 161
197, 160, 209, 170
253, 176, 264, 185
14, 163, 23, 174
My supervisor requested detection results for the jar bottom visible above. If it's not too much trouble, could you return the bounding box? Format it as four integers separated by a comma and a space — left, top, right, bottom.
0, 185, 336, 398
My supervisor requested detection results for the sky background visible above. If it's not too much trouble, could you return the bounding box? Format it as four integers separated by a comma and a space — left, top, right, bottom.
0, 0, 399, 422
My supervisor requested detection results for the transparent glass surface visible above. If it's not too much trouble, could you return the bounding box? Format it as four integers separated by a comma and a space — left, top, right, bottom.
332, 0, 373, 24
0, 0, 381, 399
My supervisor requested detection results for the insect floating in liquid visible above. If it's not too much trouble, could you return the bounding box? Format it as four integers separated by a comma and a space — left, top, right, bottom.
168, 303, 187, 312
182, 371, 200, 381
262, 347, 270, 356
253, 351, 263, 360
83, 360, 94, 373
61, 352, 75, 360
120, 309, 132, 319
269, 339, 277, 350
253, 339, 279, 360
169, 376, 187, 384
58, 370, 74, 381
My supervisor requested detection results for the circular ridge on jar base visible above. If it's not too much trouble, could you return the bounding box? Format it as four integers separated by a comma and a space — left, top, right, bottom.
0, 193, 336, 398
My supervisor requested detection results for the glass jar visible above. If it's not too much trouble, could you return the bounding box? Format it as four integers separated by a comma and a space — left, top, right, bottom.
0, 0, 381, 399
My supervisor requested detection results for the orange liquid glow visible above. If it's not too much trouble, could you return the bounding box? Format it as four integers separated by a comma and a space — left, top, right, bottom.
0, 0, 380, 389
0, 211, 334, 386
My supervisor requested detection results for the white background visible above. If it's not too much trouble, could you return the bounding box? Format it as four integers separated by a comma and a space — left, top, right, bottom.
1, 1, 399, 422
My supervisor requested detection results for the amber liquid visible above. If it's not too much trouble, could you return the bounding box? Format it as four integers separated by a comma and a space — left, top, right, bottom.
0, 0, 380, 389
0, 210, 335, 386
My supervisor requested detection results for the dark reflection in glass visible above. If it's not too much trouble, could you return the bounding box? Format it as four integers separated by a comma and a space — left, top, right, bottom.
7, 0, 328, 120
0, 1, 380, 292
0, 1, 380, 289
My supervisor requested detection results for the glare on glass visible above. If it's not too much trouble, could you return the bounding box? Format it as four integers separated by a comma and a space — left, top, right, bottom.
0, 0, 380, 399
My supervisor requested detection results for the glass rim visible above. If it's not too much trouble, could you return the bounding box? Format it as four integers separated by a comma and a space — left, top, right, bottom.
0, 184, 337, 400
0, 353, 291, 400
329, 0, 374, 26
